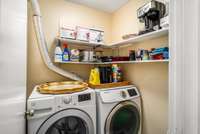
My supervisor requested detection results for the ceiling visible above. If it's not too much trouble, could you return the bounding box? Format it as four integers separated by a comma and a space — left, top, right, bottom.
67, 0, 129, 13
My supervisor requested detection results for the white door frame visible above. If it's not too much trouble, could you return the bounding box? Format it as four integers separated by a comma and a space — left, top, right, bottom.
169, 0, 200, 134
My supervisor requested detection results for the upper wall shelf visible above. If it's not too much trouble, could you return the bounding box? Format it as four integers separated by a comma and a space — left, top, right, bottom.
109, 28, 169, 47
56, 37, 109, 48
56, 28, 169, 48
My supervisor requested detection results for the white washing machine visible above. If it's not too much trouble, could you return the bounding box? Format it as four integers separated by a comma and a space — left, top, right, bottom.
27, 86, 96, 134
96, 85, 142, 134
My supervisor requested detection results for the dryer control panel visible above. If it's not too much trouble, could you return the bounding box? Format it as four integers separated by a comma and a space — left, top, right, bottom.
127, 89, 138, 97
99, 86, 140, 103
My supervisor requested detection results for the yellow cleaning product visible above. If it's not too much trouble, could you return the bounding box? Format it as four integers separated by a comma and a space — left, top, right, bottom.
89, 68, 100, 85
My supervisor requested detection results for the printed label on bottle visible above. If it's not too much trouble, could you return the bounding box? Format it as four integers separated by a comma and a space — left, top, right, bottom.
63, 54, 69, 61
55, 54, 62, 62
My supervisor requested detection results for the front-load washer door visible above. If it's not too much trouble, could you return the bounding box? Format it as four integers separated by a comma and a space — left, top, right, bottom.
105, 101, 141, 134
37, 109, 94, 134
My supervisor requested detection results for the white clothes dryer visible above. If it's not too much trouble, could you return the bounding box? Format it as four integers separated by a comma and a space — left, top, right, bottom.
96, 85, 142, 134
27, 86, 96, 134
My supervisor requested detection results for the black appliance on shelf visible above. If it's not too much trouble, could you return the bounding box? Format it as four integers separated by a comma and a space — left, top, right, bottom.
99, 67, 113, 84
137, 0, 166, 35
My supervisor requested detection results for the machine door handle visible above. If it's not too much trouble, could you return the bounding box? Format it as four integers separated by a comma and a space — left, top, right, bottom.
25, 109, 35, 117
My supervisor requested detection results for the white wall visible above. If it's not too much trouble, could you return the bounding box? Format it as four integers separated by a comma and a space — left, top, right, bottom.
0, 0, 27, 133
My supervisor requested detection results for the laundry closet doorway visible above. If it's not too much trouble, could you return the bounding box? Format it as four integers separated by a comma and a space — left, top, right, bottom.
28, 0, 169, 134
29, 0, 199, 133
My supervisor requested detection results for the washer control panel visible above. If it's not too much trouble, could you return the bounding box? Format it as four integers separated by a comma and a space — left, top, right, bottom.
63, 96, 72, 104
99, 86, 139, 103
120, 90, 127, 99
78, 93, 91, 102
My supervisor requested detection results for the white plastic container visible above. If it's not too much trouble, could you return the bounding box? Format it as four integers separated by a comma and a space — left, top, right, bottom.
89, 29, 104, 44
160, 16, 169, 28
82, 51, 90, 62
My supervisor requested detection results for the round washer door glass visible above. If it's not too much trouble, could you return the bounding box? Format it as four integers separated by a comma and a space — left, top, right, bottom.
46, 116, 87, 134
106, 102, 140, 134
37, 109, 94, 134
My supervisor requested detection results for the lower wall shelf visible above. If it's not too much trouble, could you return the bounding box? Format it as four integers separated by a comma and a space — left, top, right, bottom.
89, 81, 130, 89
55, 59, 169, 65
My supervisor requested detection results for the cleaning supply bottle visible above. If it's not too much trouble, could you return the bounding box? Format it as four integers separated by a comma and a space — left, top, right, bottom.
89, 68, 100, 85
112, 64, 118, 83
62, 43, 70, 62
117, 67, 123, 82
54, 40, 63, 62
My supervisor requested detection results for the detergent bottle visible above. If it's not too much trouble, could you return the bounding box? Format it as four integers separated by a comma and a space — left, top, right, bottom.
62, 43, 70, 62
54, 40, 63, 62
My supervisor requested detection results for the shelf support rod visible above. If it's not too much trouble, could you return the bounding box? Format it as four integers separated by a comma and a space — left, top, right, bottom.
29, 0, 84, 81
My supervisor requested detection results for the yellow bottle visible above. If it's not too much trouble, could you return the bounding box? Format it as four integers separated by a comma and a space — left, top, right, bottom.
89, 68, 100, 85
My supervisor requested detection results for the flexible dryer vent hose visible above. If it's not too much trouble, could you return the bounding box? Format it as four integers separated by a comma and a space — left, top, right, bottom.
29, 0, 84, 81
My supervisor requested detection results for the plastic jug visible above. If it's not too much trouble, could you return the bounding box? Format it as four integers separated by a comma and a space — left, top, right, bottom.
89, 68, 100, 85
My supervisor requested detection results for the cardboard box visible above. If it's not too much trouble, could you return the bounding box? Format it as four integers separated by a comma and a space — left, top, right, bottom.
76, 26, 90, 42
60, 27, 76, 39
